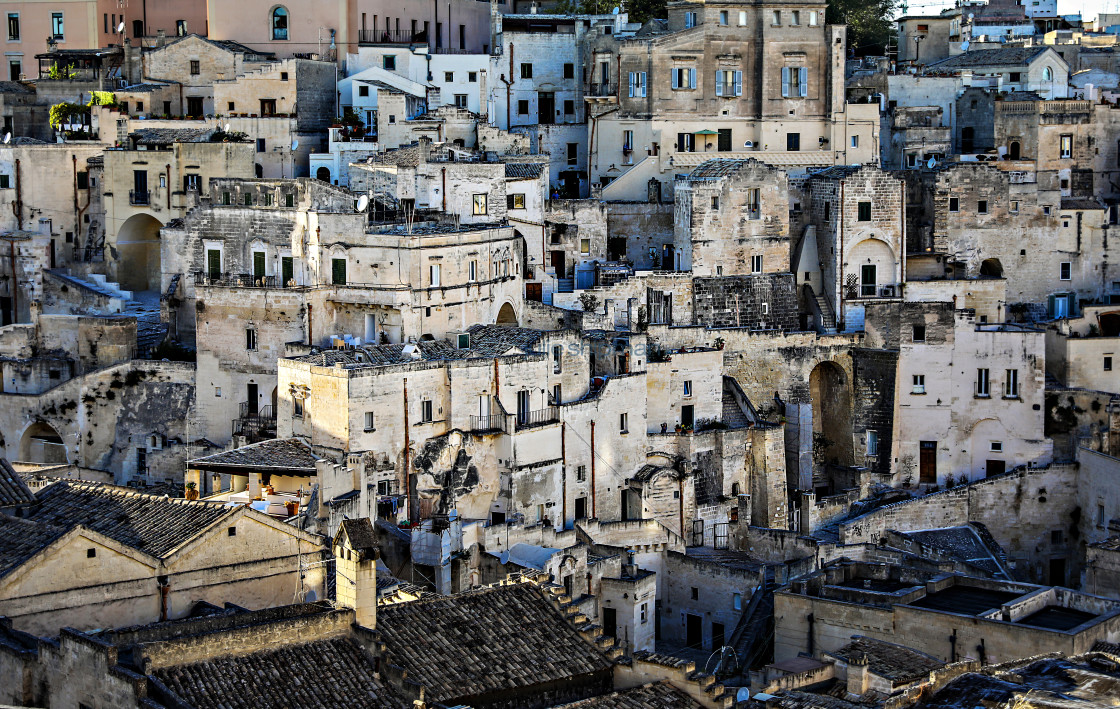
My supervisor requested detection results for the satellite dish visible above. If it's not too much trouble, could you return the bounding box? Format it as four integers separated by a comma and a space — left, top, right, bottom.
356, 195, 369, 212
612, 6, 620, 13
291, 138, 299, 151
736, 688, 752, 702
117, 21, 125, 33
968, 13, 974, 19
744, 140, 755, 148
2, 132, 10, 144
961, 40, 970, 51
927, 157, 937, 169
223, 123, 231, 133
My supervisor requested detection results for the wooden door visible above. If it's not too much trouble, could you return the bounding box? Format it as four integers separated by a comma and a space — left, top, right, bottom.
919, 441, 937, 483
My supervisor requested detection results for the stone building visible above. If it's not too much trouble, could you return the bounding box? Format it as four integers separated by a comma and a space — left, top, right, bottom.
0, 479, 325, 635
585, 0, 878, 201
1044, 304, 1120, 393
925, 46, 1070, 100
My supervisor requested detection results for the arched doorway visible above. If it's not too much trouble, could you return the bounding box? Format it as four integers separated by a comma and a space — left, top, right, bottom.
116, 213, 164, 292
1099, 311, 1120, 337
316, 166, 331, 182
979, 258, 1003, 278
19, 421, 67, 464
1008, 141, 1021, 160
255, 163, 264, 178
496, 302, 518, 326
808, 362, 853, 470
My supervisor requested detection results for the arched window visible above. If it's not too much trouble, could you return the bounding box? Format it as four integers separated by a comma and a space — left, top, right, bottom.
271, 7, 289, 41
1043, 66, 1053, 81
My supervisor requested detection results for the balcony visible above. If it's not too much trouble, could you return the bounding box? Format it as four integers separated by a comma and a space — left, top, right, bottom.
233, 403, 276, 443
515, 406, 559, 430
193, 272, 296, 288
586, 83, 617, 98
358, 29, 421, 45
470, 413, 509, 433
129, 189, 151, 206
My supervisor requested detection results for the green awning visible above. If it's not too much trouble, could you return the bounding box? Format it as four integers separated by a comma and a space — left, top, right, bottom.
694, 129, 719, 135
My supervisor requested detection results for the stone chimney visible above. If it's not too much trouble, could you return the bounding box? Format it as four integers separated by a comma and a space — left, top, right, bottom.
847, 652, 871, 696
333, 518, 380, 629
156, 29, 166, 48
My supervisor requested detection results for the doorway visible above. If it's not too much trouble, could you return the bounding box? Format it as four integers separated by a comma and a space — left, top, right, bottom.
685, 614, 703, 649
550, 250, 565, 275
608, 236, 626, 261
681, 404, 695, 429
1049, 557, 1066, 586
187, 96, 204, 117
247, 383, 258, 415
538, 92, 555, 125
525, 283, 542, 302
574, 496, 587, 519
712, 622, 725, 649
602, 607, 617, 637
986, 459, 1005, 478
860, 264, 877, 297
1009, 141, 1021, 160
919, 441, 937, 483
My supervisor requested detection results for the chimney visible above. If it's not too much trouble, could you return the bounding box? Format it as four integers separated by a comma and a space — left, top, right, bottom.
333, 518, 380, 629
847, 652, 871, 696
156, 29, 166, 48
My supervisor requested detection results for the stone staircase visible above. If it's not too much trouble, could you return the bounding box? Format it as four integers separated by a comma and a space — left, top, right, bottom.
721, 380, 750, 430
45, 269, 130, 312
556, 277, 575, 293
47, 269, 167, 357
727, 569, 777, 678
814, 293, 837, 334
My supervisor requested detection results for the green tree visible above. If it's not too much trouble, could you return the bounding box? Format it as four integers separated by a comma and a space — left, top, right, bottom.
625, 0, 667, 24
826, 0, 898, 57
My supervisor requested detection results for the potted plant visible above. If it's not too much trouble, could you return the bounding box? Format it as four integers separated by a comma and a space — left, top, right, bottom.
184, 482, 199, 500
714, 336, 725, 350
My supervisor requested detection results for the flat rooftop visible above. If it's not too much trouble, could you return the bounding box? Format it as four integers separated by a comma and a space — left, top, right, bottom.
1016, 606, 1098, 631
908, 586, 1021, 615
836, 578, 917, 594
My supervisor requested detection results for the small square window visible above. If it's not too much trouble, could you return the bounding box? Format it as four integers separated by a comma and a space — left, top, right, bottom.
444, 71, 453, 82
1051, 529, 1063, 544
913, 324, 926, 342
87, 548, 96, 558
691, 586, 699, 600
358, 85, 369, 97
228, 526, 237, 536
1059, 262, 1071, 280
517, 100, 529, 115
977, 200, 988, 214
280, 71, 288, 81
990, 440, 1003, 452
383, 55, 396, 71
949, 197, 959, 212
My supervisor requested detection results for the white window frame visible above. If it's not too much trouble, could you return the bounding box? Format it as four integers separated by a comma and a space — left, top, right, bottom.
751, 254, 763, 273
429, 263, 441, 287
683, 380, 693, 397
912, 374, 925, 394
468, 260, 477, 282
977, 368, 991, 397
715, 69, 742, 97
628, 71, 647, 98
1059, 261, 1071, 281
1004, 368, 1019, 398
619, 412, 628, 433
364, 411, 375, 431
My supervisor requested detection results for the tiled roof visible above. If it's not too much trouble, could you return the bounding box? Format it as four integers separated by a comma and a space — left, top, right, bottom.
188, 438, 319, 473
1062, 197, 1104, 210
927, 46, 1052, 69
688, 158, 761, 180
27, 480, 233, 557
0, 515, 66, 578
377, 582, 612, 705
829, 637, 943, 683
0, 459, 34, 507
549, 681, 704, 708
466, 324, 548, 354
339, 518, 378, 554
505, 162, 545, 178
808, 164, 865, 180
0, 81, 32, 93
292, 327, 549, 369
899, 525, 1009, 578
152, 637, 404, 708
130, 128, 212, 145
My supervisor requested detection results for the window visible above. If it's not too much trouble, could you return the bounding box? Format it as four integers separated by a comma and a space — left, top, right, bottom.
552, 345, 562, 374
264, 193, 273, 207
628, 71, 647, 97
912, 374, 926, 394
507, 193, 526, 210
331, 258, 346, 285
685, 11, 697, 27
719, 10, 728, 25
517, 99, 529, 115
1060, 134, 1072, 158
468, 71, 477, 82
8, 58, 19, 81
977, 200, 988, 214
563, 63, 574, 79
468, 260, 477, 282
786, 132, 800, 151
454, 94, 468, 108
228, 526, 237, 537
710, 195, 719, 209
746, 187, 760, 218
640, 602, 648, 623
1059, 262, 1071, 280
1105, 356, 1113, 372
85, 547, 97, 558
580, 238, 591, 255
949, 197, 959, 212
1043, 205, 1052, 216
857, 201, 872, 221
867, 430, 879, 456
563, 99, 574, 115
781, 67, 807, 97
189, 60, 200, 75
751, 254, 763, 273
977, 368, 990, 397
576, 464, 587, 482
851, 135, 859, 148
671, 67, 696, 89
356, 84, 370, 98
791, 10, 800, 24
429, 263, 440, 287
683, 380, 693, 397
382, 55, 395, 70
715, 69, 742, 97
51, 12, 63, 39
620, 412, 628, 433
567, 143, 578, 165
691, 586, 699, 600
1005, 369, 1019, 398
809, 10, 819, 25
177, 19, 187, 36
0, 175, 8, 189
364, 411, 375, 431
243, 193, 253, 206
1099, 504, 1106, 527
444, 71, 453, 82
245, 328, 257, 351
271, 6, 288, 40
1009, 72, 1021, 83
991, 440, 1003, 452
772, 10, 781, 24
677, 132, 695, 153
472, 193, 487, 215
285, 193, 295, 207
913, 324, 926, 342
293, 396, 302, 417
520, 62, 532, 79
256, 138, 266, 153
739, 10, 748, 25
421, 399, 434, 423
7, 13, 18, 40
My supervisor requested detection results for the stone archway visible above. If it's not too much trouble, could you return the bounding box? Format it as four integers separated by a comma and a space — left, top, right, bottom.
316, 166, 331, 182
496, 302, 518, 326
980, 258, 1003, 278
19, 421, 67, 464
116, 213, 164, 292
1099, 311, 1120, 338
808, 361, 853, 471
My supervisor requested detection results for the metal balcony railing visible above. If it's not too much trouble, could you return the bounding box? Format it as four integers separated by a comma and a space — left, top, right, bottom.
515, 406, 559, 430
193, 271, 293, 288
470, 413, 509, 433
358, 29, 420, 44
587, 83, 616, 97
233, 403, 277, 442
130, 189, 151, 205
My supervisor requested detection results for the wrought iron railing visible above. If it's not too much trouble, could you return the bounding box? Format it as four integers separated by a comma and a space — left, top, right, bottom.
358, 29, 420, 44
587, 83, 616, 97
130, 189, 151, 205
515, 406, 559, 430
193, 271, 291, 288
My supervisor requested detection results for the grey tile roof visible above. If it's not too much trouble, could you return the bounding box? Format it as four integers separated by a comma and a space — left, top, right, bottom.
466, 324, 548, 354
688, 158, 769, 180
927, 46, 1052, 69
377, 582, 613, 705
829, 637, 943, 683
0, 81, 32, 93
900, 525, 1008, 577
338, 518, 378, 554
0, 515, 66, 578
292, 327, 549, 369
152, 637, 405, 708
27, 480, 233, 557
130, 128, 212, 145
0, 459, 34, 507
1062, 197, 1104, 210
549, 681, 704, 708
505, 162, 545, 178
188, 438, 318, 473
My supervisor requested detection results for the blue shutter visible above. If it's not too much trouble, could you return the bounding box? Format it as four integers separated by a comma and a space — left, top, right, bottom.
672, 69, 679, 89
715, 71, 723, 96
689, 67, 696, 88
799, 67, 808, 97
640, 72, 646, 97
781, 67, 790, 97
628, 72, 635, 97
734, 70, 742, 96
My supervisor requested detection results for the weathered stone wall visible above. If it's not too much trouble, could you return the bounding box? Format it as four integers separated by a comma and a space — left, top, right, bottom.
692, 275, 798, 331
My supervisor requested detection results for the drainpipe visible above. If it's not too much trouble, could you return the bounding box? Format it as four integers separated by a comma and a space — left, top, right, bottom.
158, 576, 170, 621
14, 158, 23, 229
561, 421, 566, 528
306, 303, 313, 345
441, 167, 446, 211
807, 613, 815, 655
166, 163, 171, 210
590, 419, 596, 518
8, 238, 16, 320
678, 477, 685, 538
72, 155, 79, 235
403, 377, 411, 524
